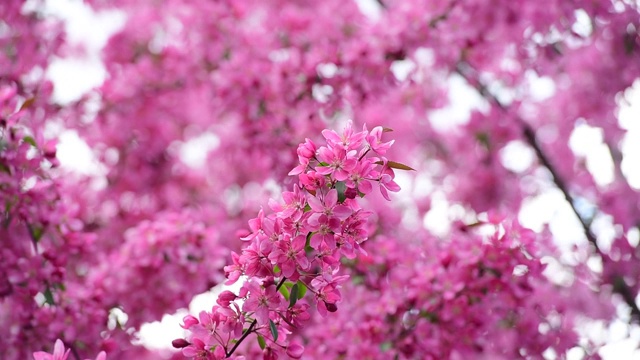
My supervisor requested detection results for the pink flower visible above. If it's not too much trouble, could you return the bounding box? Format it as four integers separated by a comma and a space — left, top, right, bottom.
315, 242, 340, 271
307, 214, 340, 250
217, 303, 245, 337
307, 189, 352, 221
182, 338, 211, 359
223, 252, 244, 285
240, 238, 274, 278
298, 171, 326, 192
33, 340, 106, 360
242, 280, 282, 325
269, 185, 307, 220
33, 339, 70, 360
311, 274, 349, 317
378, 166, 401, 201
268, 234, 309, 280
241, 209, 267, 241
188, 311, 218, 344
365, 125, 394, 155
346, 159, 376, 195
289, 138, 317, 176
315, 147, 357, 181
286, 342, 305, 359
321, 121, 366, 151
285, 302, 311, 328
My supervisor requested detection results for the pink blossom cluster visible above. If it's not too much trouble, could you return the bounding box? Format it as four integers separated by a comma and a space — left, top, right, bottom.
174, 122, 402, 359
0, 83, 107, 358
1, 7, 68, 354
301, 216, 611, 359
88, 210, 228, 329
0, 1, 64, 84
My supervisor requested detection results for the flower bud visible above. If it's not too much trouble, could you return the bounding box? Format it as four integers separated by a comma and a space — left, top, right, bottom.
181, 315, 199, 329
286, 343, 304, 359
325, 302, 338, 313
216, 290, 237, 307
171, 339, 190, 349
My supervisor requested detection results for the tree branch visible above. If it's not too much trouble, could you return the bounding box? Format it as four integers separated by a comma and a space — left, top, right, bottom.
455, 62, 640, 322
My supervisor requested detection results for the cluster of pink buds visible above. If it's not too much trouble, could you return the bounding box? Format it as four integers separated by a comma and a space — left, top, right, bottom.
173, 121, 408, 359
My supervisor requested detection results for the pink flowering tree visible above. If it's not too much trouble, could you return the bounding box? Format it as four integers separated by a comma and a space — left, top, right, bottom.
2, 0, 640, 359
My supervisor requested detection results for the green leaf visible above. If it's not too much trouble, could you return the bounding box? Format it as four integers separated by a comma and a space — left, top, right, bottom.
380, 341, 392, 351
19, 97, 35, 111
27, 223, 44, 243
289, 283, 299, 308
305, 232, 314, 251
420, 311, 438, 323
352, 275, 364, 285
5, 199, 13, 214
43, 286, 55, 305
296, 281, 307, 299
305, 232, 314, 254
23, 136, 37, 147
0, 163, 10, 174
269, 320, 278, 342
279, 285, 290, 300
388, 161, 415, 171
335, 181, 346, 203
33, 227, 43, 241
475, 132, 490, 149
257, 334, 266, 350
273, 264, 281, 274
375, 160, 415, 171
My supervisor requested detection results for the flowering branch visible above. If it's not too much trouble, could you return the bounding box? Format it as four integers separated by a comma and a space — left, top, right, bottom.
173, 121, 406, 359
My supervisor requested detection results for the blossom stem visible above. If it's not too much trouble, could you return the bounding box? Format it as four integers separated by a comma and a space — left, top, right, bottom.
358, 147, 370, 161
